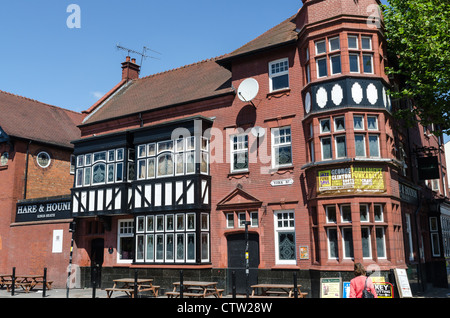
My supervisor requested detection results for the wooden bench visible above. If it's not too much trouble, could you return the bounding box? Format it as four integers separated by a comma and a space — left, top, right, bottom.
166, 291, 210, 298
32, 280, 53, 290
186, 287, 224, 297
250, 295, 289, 298
138, 284, 160, 297
105, 288, 134, 298
6, 282, 33, 293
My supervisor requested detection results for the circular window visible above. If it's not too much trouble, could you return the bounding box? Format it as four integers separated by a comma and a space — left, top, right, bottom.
37, 151, 51, 168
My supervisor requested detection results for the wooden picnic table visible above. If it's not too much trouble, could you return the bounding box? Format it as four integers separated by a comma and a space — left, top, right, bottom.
105, 278, 159, 298
0, 274, 53, 293
250, 283, 307, 298
166, 281, 224, 298
0, 275, 12, 288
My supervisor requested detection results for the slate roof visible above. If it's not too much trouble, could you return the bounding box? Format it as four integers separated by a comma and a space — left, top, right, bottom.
0, 90, 83, 148
217, 14, 298, 66
82, 57, 233, 125
82, 13, 299, 126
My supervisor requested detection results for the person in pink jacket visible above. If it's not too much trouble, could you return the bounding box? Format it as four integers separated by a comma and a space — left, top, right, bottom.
350, 263, 378, 298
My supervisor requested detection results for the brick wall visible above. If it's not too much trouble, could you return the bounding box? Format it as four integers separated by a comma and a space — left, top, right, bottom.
0, 139, 75, 287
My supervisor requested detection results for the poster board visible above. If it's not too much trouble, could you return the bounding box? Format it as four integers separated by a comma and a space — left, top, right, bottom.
317, 166, 385, 195
374, 282, 394, 298
342, 282, 350, 298
320, 278, 342, 298
393, 268, 412, 298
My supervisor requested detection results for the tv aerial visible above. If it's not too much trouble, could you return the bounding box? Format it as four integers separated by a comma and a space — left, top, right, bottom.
116, 44, 161, 69
237, 78, 259, 108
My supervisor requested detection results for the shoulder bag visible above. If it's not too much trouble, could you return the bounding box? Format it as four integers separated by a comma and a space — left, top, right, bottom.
362, 277, 375, 298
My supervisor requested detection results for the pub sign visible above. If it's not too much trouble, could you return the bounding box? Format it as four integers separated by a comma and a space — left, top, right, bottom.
16, 197, 72, 223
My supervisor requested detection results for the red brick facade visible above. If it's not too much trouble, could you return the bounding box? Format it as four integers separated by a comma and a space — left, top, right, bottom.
67, 0, 449, 295
0, 93, 82, 287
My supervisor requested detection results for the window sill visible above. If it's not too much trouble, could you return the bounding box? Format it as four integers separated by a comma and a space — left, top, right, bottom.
267, 88, 291, 99
0, 165, 8, 170
228, 171, 249, 179
269, 165, 294, 175
271, 264, 300, 270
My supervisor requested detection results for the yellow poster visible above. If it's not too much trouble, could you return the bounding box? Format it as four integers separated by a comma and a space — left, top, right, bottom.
318, 166, 385, 194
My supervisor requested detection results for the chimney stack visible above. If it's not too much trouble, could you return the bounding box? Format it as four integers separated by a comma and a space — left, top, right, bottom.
121, 56, 140, 81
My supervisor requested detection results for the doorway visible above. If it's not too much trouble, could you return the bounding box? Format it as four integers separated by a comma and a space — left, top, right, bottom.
90, 238, 104, 288
227, 233, 260, 294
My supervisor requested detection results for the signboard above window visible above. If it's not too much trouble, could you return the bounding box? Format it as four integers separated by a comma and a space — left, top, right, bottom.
317, 166, 385, 195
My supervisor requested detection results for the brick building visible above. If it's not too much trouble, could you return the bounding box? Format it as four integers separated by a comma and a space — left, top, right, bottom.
70, 0, 449, 295
0, 90, 83, 287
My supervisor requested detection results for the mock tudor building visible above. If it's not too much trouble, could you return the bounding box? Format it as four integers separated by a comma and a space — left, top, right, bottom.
70, 0, 449, 295
0, 90, 83, 287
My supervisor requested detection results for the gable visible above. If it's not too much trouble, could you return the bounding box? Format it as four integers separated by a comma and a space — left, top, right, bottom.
217, 187, 262, 209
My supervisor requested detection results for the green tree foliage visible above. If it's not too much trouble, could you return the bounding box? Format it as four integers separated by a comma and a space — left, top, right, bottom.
382, 0, 450, 134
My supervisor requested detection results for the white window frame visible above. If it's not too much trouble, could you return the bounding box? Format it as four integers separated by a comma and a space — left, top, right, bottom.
226, 213, 234, 229
362, 54, 374, 74
340, 205, 352, 223
349, 53, 360, 73
334, 116, 345, 132
335, 135, 347, 159
375, 227, 387, 259
320, 118, 331, 134
269, 58, 289, 92
342, 227, 354, 259
321, 137, 333, 160
353, 115, 364, 130
329, 36, 340, 52
230, 134, 249, 173
405, 214, 414, 261
238, 212, 246, 228
327, 228, 339, 260
330, 54, 342, 75
374, 204, 384, 222
36, 151, 51, 169
326, 205, 337, 223
250, 211, 259, 227
274, 210, 296, 265
271, 126, 292, 168
354, 134, 367, 157
367, 116, 378, 130
360, 204, 369, 222
361, 227, 372, 259
316, 57, 328, 78
315, 40, 326, 55
368, 134, 380, 158
361, 36, 372, 50
348, 35, 359, 50
117, 219, 134, 264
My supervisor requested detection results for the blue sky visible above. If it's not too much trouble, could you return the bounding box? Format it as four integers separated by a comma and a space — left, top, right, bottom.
0, 1, 446, 141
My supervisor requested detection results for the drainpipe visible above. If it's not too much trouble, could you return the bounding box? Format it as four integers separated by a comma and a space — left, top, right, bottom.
23, 140, 32, 200
414, 194, 425, 292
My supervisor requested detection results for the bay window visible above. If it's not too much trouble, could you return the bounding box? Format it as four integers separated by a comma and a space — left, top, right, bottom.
135, 212, 208, 264
76, 148, 125, 187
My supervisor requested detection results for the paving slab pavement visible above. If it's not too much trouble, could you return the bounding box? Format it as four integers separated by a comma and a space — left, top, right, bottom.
0, 286, 449, 299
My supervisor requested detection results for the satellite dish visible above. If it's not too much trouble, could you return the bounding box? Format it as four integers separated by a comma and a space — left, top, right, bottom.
251, 126, 265, 138
237, 78, 259, 102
